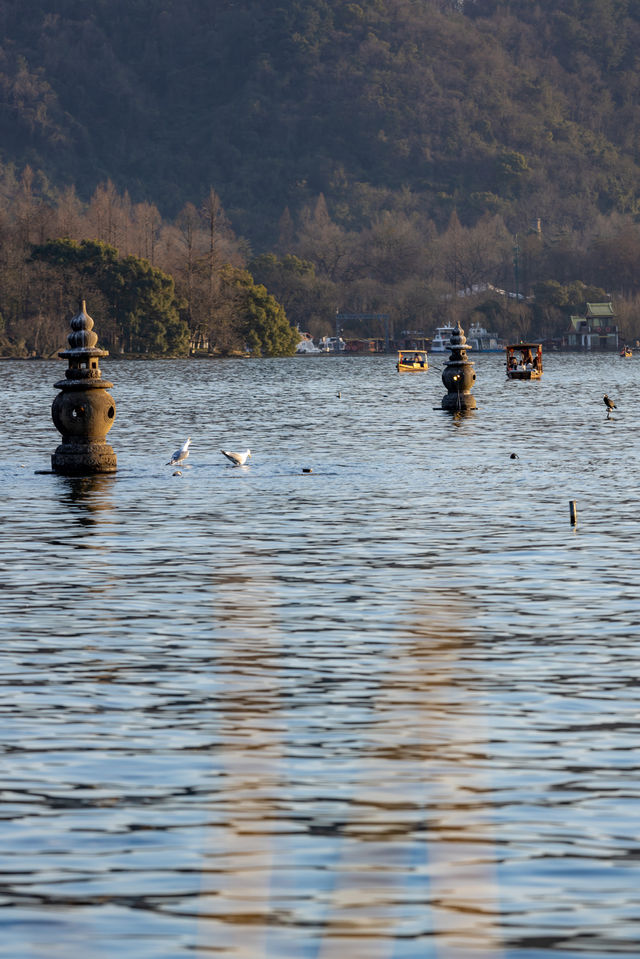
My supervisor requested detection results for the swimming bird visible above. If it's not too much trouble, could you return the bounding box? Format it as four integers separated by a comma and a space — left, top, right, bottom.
167, 437, 191, 466
221, 448, 251, 466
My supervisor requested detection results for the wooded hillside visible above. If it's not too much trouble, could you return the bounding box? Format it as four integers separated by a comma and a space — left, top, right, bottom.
2, 0, 639, 244
2, 0, 640, 355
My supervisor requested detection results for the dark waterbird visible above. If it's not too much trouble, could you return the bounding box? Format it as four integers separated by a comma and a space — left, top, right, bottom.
603, 394, 617, 418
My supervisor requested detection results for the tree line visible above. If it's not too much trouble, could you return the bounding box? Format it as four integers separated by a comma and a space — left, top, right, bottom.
254, 195, 640, 347
2, 170, 640, 358
0, 173, 298, 357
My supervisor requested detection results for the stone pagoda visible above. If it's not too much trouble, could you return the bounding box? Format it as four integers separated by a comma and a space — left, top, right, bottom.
441, 321, 477, 411
51, 301, 117, 474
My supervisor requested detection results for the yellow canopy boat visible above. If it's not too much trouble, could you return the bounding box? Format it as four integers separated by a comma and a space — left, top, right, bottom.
506, 343, 543, 380
396, 350, 428, 372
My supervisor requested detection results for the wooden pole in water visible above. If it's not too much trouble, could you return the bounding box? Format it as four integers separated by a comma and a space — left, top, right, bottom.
569, 500, 577, 525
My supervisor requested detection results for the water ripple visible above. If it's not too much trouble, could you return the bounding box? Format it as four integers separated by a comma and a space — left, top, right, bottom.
0, 355, 639, 957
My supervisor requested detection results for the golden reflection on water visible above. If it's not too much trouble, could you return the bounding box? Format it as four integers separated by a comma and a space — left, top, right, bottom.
199, 576, 503, 959
198, 569, 285, 959
315, 595, 503, 959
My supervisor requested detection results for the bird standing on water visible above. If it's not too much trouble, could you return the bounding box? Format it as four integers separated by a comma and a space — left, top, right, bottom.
167, 437, 191, 466
603, 394, 616, 418
221, 448, 251, 466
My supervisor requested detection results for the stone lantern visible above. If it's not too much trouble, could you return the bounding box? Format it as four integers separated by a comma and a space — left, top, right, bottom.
51, 301, 117, 475
441, 321, 477, 411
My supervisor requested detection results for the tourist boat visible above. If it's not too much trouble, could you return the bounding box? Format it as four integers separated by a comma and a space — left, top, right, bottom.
318, 335, 346, 353
620, 346, 633, 357
295, 331, 321, 354
506, 343, 543, 380
430, 323, 455, 352
466, 322, 504, 353
396, 350, 428, 372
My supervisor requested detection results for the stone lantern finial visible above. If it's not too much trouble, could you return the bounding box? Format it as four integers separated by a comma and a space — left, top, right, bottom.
51, 300, 117, 474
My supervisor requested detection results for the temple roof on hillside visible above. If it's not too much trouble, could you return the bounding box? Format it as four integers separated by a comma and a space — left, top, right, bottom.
586, 302, 615, 318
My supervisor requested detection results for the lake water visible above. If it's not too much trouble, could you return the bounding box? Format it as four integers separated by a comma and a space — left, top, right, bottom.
1, 351, 639, 959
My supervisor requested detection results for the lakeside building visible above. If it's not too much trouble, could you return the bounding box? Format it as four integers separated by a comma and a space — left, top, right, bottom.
565, 302, 619, 350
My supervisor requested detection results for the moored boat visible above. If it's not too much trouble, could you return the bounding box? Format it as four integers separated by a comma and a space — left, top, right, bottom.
506, 343, 543, 380
466, 322, 504, 353
430, 324, 455, 352
396, 350, 428, 372
318, 335, 346, 353
295, 331, 321, 354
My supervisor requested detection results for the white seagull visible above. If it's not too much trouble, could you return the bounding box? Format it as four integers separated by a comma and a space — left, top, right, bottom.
221, 448, 251, 467
167, 437, 191, 466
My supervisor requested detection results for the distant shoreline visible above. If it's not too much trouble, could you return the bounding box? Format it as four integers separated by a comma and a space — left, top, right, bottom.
0, 347, 628, 361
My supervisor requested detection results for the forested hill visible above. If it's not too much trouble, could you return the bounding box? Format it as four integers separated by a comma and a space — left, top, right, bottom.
1, 0, 640, 247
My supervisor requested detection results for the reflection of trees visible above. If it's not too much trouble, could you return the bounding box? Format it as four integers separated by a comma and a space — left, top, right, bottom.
199, 566, 285, 959
201, 575, 504, 959
314, 593, 504, 959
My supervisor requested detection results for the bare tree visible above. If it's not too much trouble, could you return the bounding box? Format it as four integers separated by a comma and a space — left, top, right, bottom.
132, 201, 162, 264
438, 211, 511, 295
54, 185, 84, 240
296, 194, 359, 282
87, 180, 133, 251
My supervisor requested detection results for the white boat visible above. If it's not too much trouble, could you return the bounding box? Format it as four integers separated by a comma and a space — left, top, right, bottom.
318, 335, 346, 353
466, 322, 503, 353
430, 324, 455, 352
295, 332, 321, 354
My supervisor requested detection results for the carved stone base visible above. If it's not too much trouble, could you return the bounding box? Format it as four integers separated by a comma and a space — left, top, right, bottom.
441, 392, 477, 411
51, 442, 117, 475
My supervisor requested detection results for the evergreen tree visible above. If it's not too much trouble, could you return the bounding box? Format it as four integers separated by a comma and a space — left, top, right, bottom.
30, 238, 189, 354
228, 267, 300, 356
